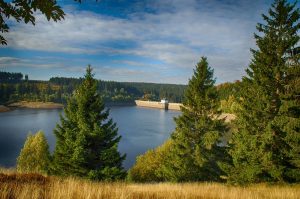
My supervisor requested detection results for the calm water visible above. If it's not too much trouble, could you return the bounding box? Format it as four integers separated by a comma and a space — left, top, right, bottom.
0, 106, 180, 169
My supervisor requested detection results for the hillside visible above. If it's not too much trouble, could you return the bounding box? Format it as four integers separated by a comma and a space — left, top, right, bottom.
0, 71, 243, 107
0, 72, 186, 104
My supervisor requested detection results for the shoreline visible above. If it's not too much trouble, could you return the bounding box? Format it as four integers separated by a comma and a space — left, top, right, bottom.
0, 105, 10, 113
105, 101, 136, 106
1, 101, 236, 123
7, 101, 64, 110
0, 101, 136, 113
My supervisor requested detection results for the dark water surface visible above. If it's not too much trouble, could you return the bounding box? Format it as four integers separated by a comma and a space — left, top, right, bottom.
0, 106, 180, 169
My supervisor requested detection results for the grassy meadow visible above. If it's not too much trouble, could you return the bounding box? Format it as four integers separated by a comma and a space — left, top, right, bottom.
0, 169, 299, 199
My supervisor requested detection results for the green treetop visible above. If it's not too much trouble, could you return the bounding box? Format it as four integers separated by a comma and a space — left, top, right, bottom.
160, 57, 227, 182
51, 65, 126, 180
223, 0, 300, 184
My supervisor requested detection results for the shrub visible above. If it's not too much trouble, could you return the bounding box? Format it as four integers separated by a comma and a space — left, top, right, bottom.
128, 139, 173, 182
17, 131, 50, 174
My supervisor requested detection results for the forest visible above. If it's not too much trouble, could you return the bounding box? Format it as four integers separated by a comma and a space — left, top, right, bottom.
0, 73, 186, 104
0, 71, 241, 106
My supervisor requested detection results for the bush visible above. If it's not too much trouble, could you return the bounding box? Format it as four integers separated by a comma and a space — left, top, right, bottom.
128, 139, 173, 182
17, 131, 50, 174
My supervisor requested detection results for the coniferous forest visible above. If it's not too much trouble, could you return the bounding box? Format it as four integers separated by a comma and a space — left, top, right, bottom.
0, 0, 300, 198
0, 71, 187, 104
130, 0, 300, 184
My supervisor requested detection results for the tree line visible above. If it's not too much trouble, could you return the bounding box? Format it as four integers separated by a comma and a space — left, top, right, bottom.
15, 0, 299, 184
0, 71, 242, 106
0, 73, 187, 104
0, 71, 24, 83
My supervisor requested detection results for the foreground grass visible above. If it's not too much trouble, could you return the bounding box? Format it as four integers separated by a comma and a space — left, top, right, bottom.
0, 172, 299, 199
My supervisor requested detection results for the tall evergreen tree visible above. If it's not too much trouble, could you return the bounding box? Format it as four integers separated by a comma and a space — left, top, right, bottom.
51, 65, 126, 180
273, 47, 300, 182
223, 0, 300, 184
160, 57, 227, 182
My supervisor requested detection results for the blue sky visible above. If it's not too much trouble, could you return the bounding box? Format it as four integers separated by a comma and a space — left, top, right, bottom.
0, 0, 287, 84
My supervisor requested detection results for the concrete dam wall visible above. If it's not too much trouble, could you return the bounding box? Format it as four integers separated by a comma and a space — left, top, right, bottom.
168, 103, 182, 111
134, 100, 236, 122
135, 100, 182, 111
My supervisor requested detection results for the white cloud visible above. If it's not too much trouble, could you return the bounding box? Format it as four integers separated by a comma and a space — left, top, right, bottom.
0, 56, 66, 69
2, 0, 271, 83
0, 56, 160, 82
0, 57, 21, 64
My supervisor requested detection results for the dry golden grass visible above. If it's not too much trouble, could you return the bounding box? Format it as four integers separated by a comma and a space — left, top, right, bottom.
0, 170, 299, 199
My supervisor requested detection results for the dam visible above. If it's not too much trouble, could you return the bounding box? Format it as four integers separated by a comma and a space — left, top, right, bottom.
135, 100, 182, 111
134, 100, 236, 123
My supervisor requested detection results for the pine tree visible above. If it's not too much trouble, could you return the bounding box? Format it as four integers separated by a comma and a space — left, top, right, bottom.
17, 131, 50, 174
51, 65, 126, 180
223, 0, 300, 184
273, 47, 300, 182
161, 57, 227, 182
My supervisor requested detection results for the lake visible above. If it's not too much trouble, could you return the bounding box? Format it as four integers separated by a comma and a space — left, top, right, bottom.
0, 106, 181, 169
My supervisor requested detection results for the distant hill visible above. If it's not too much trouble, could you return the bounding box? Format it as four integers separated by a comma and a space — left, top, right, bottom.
0, 72, 186, 104
0, 71, 242, 105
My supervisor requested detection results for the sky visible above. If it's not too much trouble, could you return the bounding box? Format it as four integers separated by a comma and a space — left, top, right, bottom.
0, 0, 284, 84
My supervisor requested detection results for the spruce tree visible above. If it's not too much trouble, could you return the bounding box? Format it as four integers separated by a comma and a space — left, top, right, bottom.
161, 57, 227, 182
51, 65, 126, 180
273, 47, 300, 182
223, 0, 300, 183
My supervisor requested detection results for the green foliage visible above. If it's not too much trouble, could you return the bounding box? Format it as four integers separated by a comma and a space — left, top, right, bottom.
128, 139, 174, 182
220, 95, 242, 114
51, 78, 186, 103
272, 47, 300, 182
0, 0, 65, 45
223, 0, 300, 184
0, 0, 104, 45
17, 131, 50, 174
140, 93, 157, 101
0, 71, 23, 83
51, 65, 126, 181
155, 57, 227, 182
0, 71, 186, 104
216, 81, 242, 101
